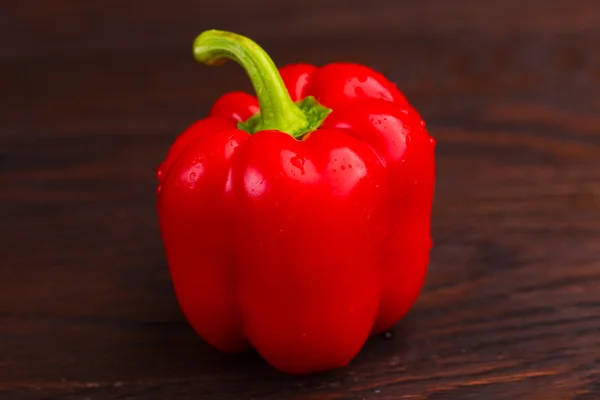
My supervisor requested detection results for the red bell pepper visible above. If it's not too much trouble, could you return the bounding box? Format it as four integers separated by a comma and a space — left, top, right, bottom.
156, 30, 435, 374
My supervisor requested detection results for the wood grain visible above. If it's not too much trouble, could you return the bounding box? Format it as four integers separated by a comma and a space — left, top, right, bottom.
1, 1, 599, 399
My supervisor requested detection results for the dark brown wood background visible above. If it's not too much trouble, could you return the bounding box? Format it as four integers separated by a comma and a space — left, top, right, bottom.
2, 0, 600, 399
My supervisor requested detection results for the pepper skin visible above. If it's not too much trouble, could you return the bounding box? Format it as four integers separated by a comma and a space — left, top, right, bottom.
156, 30, 435, 374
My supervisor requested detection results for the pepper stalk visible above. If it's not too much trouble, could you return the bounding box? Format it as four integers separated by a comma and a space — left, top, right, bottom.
192, 29, 330, 139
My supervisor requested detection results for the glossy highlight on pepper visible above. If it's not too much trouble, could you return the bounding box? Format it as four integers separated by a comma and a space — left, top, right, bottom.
156, 29, 436, 374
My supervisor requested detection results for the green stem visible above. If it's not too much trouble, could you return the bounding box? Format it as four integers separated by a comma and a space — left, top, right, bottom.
193, 29, 308, 135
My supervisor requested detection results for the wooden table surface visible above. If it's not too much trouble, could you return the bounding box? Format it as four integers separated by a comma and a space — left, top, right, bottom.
2, 1, 600, 399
